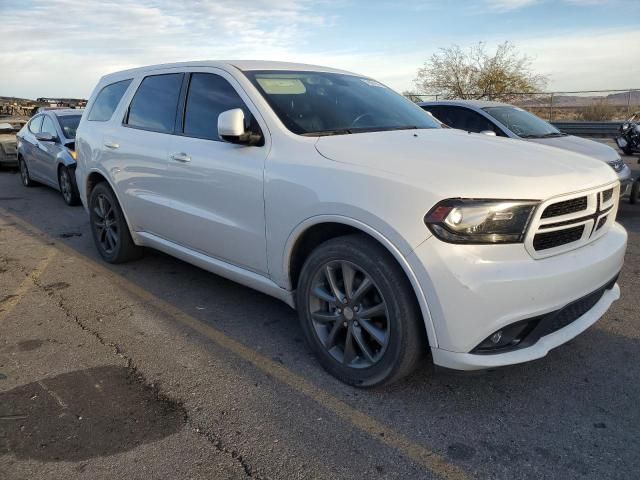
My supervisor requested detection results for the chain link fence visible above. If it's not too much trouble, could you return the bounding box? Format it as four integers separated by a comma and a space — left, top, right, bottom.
405, 89, 640, 122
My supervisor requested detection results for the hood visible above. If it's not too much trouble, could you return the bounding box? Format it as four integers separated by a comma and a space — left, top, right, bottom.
525, 135, 619, 163
315, 129, 618, 200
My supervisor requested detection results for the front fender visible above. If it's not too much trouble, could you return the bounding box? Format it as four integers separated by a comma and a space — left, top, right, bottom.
281, 214, 438, 348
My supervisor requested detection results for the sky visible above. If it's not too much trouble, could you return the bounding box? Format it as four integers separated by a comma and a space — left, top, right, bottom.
1, 0, 639, 99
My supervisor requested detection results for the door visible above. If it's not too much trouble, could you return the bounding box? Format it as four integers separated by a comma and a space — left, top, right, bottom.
164, 71, 269, 274
36, 115, 63, 187
102, 73, 184, 235
23, 115, 43, 178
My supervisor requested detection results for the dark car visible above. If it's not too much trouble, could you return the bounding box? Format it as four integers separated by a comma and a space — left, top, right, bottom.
16, 109, 83, 205
419, 100, 633, 200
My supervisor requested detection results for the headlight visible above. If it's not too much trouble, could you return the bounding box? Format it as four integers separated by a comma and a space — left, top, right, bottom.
424, 199, 539, 244
68, 149, 77, 160
607, 158, 625, 172
621, 123, 630, 131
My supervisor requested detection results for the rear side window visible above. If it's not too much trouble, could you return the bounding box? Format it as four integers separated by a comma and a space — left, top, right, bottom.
28, 115, 43, 133
125, 73, 183, 133
183, 73, 248, 141
88, 79, 132, 122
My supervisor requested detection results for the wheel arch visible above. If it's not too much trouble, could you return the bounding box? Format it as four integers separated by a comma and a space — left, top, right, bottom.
284, 216, 438, 348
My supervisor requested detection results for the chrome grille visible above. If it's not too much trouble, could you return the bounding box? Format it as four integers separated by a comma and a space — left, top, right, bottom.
525, 182, 620, 259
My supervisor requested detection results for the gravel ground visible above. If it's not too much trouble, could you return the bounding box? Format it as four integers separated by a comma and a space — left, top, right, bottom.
0, 147, 638, 480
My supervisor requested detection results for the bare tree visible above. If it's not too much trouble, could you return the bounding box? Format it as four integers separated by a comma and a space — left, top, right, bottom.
413, 42, 548, 102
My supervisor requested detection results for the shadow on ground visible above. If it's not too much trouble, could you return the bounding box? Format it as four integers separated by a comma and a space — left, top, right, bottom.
0, 366, 185, 462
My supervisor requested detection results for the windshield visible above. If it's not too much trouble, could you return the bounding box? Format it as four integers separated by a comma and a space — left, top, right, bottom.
483, 106, 564, 138
245, 70, 440, 136
56, 114, 82, 139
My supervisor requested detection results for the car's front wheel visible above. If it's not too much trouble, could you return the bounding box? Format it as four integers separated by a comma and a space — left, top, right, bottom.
296, 234, 426, 387
58, 165, 81, 206
89, 182, 143, 263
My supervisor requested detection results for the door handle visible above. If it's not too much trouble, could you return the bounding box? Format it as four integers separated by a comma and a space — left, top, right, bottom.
170, 152, 191, 163
104, 142, 119, 149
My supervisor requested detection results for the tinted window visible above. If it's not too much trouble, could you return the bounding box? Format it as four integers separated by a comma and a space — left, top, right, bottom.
245, 70, 439, 136
183, 73, 249, 141
126, 74, 183, 133
88, 79, 132, 121
57, 115, 82, 139
41, 116, 58, 137
28, 115, 43, 133
427, 106, 503, 136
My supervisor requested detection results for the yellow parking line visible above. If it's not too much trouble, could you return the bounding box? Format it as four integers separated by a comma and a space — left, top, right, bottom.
0, 249, 55, 322
0, 210, 469, 480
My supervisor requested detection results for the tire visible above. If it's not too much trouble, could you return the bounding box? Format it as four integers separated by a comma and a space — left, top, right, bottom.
89, 182, 143, 263
296, 234, 426, 387
621, 144, 634, 156
630, 179, 640, 205
19, 157, 36, 187
58, 165, 81, 206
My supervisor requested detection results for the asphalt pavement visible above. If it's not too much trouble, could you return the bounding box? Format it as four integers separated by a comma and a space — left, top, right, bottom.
0, 149, 639, 479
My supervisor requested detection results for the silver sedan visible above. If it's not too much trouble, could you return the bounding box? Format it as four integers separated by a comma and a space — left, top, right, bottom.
420, 100, 633, 200
16, 109, 83, 205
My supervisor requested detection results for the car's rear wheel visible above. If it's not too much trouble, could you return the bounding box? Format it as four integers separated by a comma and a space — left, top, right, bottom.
89, 182, 143, 263
58, 165, 81, 206
19, 158, 36, 187
296, 234, 425, 387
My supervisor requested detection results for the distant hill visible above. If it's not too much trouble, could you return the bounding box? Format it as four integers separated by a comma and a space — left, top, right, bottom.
522, 90, 640, 107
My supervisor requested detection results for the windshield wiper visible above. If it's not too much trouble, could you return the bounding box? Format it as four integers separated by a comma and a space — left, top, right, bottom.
520, 132, 565, 139
302, 125, 420, 137
301, 129, 353, 137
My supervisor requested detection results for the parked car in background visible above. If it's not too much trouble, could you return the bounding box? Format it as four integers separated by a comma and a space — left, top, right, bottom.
75, 61, 625, 386
0, 121, 22, 168
419, 100, 633, 200
16, 109, 83, 205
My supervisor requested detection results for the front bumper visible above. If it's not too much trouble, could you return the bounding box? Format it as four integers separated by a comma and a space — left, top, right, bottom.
407, 222, 627, 370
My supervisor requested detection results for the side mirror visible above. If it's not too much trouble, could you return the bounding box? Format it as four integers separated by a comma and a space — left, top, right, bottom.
35, 132, 56, 142
480, 130, 497, 137
218, 108, 262, 146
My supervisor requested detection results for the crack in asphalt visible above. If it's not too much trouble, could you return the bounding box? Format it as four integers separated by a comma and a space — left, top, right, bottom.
30, 275, 267, 479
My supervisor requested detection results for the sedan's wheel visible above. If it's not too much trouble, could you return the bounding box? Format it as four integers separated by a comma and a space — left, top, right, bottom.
58, 166, 80, 206
89, 183, 143, 263
630, 179, 640, 205
297, 234, 426, 387
19, 158, 35, 187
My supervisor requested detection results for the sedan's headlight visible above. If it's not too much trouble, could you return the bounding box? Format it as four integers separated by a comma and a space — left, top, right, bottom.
424, 199, 539, 244
607, 158, 625, 172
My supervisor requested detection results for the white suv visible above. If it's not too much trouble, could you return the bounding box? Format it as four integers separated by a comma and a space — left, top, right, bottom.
75, 61, 627, 386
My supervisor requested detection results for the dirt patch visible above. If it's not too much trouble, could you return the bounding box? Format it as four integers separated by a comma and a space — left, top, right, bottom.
0, 365, 186, 461
17, 339, 44, 352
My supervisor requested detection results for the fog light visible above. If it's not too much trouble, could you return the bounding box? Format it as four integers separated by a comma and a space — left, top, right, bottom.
472, 319, 540, 354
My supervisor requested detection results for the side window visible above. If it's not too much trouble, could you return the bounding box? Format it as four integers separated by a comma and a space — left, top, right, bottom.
41, 116, 58, 138
448, 107, 504, 135
422, 106, 447, 125
183, 73, 249, 141
88, 79, 132, 122
125, 73, 183, 133
28, 115, 43, 134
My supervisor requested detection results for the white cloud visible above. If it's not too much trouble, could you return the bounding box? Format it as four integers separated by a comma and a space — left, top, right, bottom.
0, 0, 332, 98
